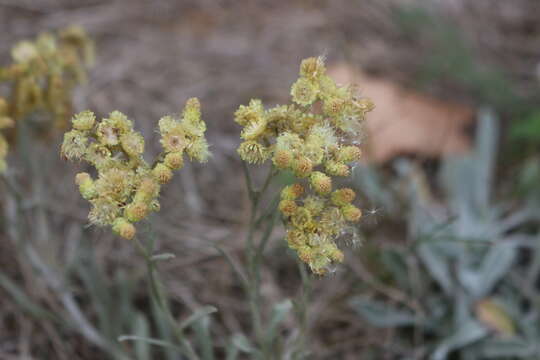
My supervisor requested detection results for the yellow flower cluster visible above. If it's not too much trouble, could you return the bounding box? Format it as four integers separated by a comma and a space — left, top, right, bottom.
235, 56, 374, 274
0, 26, 93, 173
61, 98, 209, 239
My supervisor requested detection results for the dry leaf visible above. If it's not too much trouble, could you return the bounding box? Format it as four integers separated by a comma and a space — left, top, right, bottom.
328, 63, 474, 163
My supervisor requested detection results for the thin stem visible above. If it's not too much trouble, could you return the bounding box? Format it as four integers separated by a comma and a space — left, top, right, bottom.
242, 164, 277, 358
133, 236, 200, 360
294, 261, 312, 360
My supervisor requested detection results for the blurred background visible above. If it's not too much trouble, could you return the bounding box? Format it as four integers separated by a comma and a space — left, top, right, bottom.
1, 0, 540, 359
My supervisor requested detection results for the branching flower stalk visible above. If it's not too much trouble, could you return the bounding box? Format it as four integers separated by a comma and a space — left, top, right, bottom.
61, 99, 210, 359
235, 56, 374, 356
235, 56, 374, 274
0, 26, 93, 173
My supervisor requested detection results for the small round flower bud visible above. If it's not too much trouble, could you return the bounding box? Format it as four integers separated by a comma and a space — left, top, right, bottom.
272, 149, 293, 169
310, 171, 332, 195
161, 127, 186, 153
164, 151, 184, 170
303, 195, 325, 216
297, 245, 314, 264
323, 97, 346, 117
120, 132, 145, 157
75, 172, 97, 200
291, 207, 312, 230
338, 146, 362, 163
97, 122, 120, 146
292, 156, 313, 178
61, 130, 88, 160
279, 199, 297, 217
112, 218, 136, 240
125, 202, 148, 222
281, 184, 304, 200
234, 99, 264, 126
356, 98, 375, 113
331, 188, 356, 207
241, 118, 267, 141
342, 204, 362, 222
290, 78, 318, 106
182, 97, 201, 124
237, 141, 269, 164
153, 163, 173, 184
325, 160, 350, 177
72, 110, 95, 131
286, 229, 307, 249
186, 137, 210, 163
326, 245, 344, 263
134, 178, 159, 203
299, 56, 326, 80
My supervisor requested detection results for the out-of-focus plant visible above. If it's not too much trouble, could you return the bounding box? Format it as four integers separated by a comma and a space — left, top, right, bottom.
350, 110, 540, 359
0, 26, 93, 172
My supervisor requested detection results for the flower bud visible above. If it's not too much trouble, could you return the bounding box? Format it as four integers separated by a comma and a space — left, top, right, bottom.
272, 149, 293, 169
325, 160, 350, 177
281, 184, 304, 200
310, 171, 332, 195
61, 130, 88, 160
279, 199, 297, 217
164, 151, 184, 170
337, 146, 362, 163
153, 163, 173, 184
237, 141, 269, 164
75, 172, 96, 200
186, 137, 210, 163
341, 204, 362, 222
120, 132, 145, 157
72, 110, 95, 131
292, 156, 313, 178
331, 188, 356, 207
299, 56, 326, 80
290, 78, 318, 106
112, 217, 136, 240
125, 202, 148, 222
286, 229, 307, 249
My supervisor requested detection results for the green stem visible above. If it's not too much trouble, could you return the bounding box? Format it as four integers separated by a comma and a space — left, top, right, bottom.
294, 261, 312, 359
242, 164, 277, 358
133, 236, 200, 360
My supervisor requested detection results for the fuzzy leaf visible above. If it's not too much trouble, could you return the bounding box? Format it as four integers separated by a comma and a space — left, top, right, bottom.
432, 320, 488, 360
350, 297, 418, 328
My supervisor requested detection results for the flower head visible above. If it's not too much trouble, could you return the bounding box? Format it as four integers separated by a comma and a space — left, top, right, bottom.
62, 99, 210, 239
234, 56, 374, 273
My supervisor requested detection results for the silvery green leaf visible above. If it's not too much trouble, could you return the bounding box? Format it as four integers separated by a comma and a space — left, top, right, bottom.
349, 297, 418, 328
193, 316, 214, 360
431, 320, 488, 360
117, 335, 183, 352
150, 253, 176, 262
475, 242, 517, 298
473, 108, 498, 211
231, 333, 256, 353
132, 313, 150, 360
178, 305, 217, 331
265, 300, 292, 344
480, 338, 538, 358
418, 243, 453, 294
